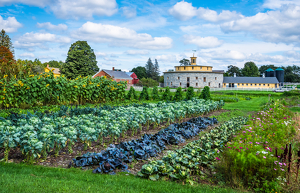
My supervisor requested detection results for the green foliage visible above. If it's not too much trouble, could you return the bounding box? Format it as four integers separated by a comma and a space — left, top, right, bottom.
45, 60, 64, 68
241, 61, 259, 77
131, 66, 147, 79
139, 86, 150, 100
185, 87, 194, 100
199, 86, 211, 100
0, 73, 127, 108
173, 87, 183, 101
162, 86, 171, 100
126, 86, 138, 100
179, 58, 190, 66
151, 86, 160, 100
0, 29, 14, 56
136, 78, 159, 87
158, 76, 164, 83
61, 41, 99, 79
226, 65, 242, 77
216, 100, 294, 192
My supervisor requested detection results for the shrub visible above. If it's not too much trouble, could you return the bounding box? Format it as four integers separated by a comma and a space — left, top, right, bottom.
139, 86, 150, 100
199, 86, 211, 100
185, 87, 194, 100
151, 86, 160, 100
136, 78, 159, 87
126, 86, 137, 100
162, 86, 171, 101
173, 87, 183, 101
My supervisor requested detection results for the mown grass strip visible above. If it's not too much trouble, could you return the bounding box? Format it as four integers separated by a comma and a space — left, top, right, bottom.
0, 162, 241, 193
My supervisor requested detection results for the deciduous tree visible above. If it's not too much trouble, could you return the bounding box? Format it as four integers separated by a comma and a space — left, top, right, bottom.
241, 61, 259, 77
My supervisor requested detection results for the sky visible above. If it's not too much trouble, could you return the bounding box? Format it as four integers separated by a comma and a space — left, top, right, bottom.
1, 0, 300, 73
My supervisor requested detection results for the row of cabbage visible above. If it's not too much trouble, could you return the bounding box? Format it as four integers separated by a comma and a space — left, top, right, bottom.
0, 99, 224, 162
138, 116, 248, 181
71, 117, 218, 174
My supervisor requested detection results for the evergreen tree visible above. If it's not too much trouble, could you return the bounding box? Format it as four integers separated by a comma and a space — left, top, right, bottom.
199, 86, 211, 100
162, 86, 171, 101
151, 86, 160, 100
185, 87, 195, 100
173, 87, 183, 101
61, 41, 99, 79
153, 59, 160, 81
145, 58, 154, 79
0, 29, 14, 56
139, 86, 150, 100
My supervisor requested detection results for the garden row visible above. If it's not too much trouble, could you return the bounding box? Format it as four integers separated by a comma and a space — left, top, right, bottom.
0, 99, 224, 162
138, 116, 248, 181
0, 72, 127, 108
71, 116, 218, 174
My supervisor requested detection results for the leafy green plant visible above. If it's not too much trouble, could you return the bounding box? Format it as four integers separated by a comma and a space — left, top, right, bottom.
185, 87, 194, 100
162, 87, 171, 101
173, 87, 183, 101
139, 87, 150, 100
199, 86, 211, 100
127, 86, 137, 100
151, 86, 160, 100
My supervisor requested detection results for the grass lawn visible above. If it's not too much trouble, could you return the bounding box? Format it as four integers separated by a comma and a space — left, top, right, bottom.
0, 163, 242, 193
223, 96, 270, 112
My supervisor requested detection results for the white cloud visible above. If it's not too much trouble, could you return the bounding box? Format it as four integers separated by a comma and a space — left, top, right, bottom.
247, 53, 287, 63
121, 6, 136, 18
72, 22, 173, 50
221, 4, 300, 45
37, 22, 68, 31
119, 16, 167, 31
125, 50, 149, 55
169, 1, 242, 22
285, 50, 300, 59
262, 0, 300, 9
15, 32, 71, 51
19, 52, 35, 58
0, 16, 22, 32
50, 0, 118, 19
95, 52, 107, 57
197, 8, 243, 22
0, 0, 118, 19
200, 50, 246, 61
169, 1, 197, 21
183, 35, 223, 48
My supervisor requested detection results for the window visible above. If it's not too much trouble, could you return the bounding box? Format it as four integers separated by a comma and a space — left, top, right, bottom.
196, 83, 198, 86
192, 59, 195, 63
167, 77, 169, 79
246, 84, 248, 86
251, 84, 252, 86
242, 84, 244, 86
178, 67, 179, 70
215, 77, 217, 80
259, 84, 261, 86
187, 77, 190, 81
196, 77, 198, 80
178, 77, 180, 80
208, 82, 210, 86
238, 83, 240, 86
184, 67, 186, 70
180, 82, 181, 86
255, 84, 257, 86
207, 67, 208, 70
192, 67, 194, 70
200, 67, 202, 69
171, 82, 172, 86
204, 77, 206, 82
263, 84, 265, 86
268, 84, 270, 86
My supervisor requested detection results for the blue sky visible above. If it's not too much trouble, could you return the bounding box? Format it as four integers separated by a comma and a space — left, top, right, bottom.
1, 0, 300, 73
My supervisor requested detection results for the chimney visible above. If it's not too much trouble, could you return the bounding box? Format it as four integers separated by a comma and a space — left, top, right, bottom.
112, 67, 115, 71
47, 64, 49, 68
234, 73, 236, 77
263, 73, 265, 78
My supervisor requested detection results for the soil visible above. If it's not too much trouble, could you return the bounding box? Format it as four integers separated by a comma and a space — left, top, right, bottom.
0, 109, 227, 174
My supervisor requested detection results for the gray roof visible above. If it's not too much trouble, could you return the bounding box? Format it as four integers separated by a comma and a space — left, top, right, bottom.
212, 70, 225, 73
102, 69, 132, 79
126, 72, 134, 76
223, 77, 279, 84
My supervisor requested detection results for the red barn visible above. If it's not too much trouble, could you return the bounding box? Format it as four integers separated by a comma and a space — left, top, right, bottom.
93, 67, 133, 86
126, 72, 139, 85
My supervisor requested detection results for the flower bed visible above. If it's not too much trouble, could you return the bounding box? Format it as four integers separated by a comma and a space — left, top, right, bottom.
216, 99, 296, 192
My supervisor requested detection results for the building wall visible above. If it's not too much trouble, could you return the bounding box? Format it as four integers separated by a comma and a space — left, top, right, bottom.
175, 66, 213, 72
164, 72, 223, 88
223, 83, 278, 88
